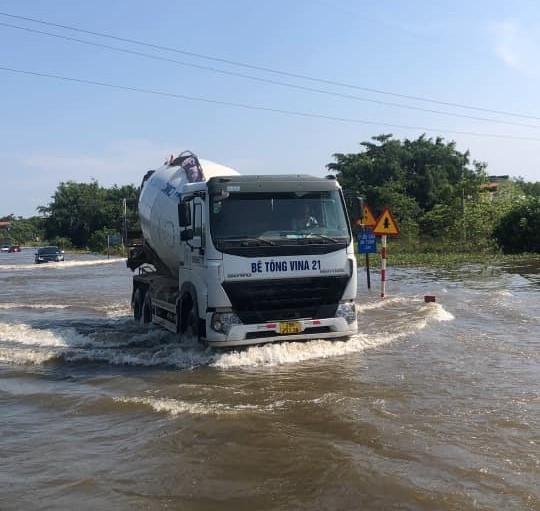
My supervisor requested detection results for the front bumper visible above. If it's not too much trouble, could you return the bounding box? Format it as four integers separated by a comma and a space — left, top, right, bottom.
205, 314, 357, 348
35, 257, 64, 263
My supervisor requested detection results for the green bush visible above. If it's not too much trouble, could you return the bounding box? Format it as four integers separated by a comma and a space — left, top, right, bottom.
493, 197, 540, 253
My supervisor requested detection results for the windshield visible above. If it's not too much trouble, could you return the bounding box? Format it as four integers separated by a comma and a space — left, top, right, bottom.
39, 247, 60, 254
210, 190, 350, 246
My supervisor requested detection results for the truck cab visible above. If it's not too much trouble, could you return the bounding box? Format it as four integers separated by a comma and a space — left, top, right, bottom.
129, 159, 357, 348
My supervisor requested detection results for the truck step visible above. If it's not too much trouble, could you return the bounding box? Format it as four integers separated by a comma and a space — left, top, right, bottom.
152, 314, 178, 333
152, 298, 176, 313
152, 298, 178, 333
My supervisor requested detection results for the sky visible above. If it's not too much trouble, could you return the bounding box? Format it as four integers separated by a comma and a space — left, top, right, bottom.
1, 0, 540, 218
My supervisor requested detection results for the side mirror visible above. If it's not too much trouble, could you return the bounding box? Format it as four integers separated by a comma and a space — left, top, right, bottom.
212, 190, 230, 202
178, 201, 192, 227
180, 228, 194, 241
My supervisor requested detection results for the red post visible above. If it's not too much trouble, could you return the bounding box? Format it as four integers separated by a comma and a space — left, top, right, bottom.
381, 235, 387, 298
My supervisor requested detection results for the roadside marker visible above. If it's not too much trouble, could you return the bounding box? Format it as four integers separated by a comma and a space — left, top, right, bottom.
372, 206, 400, 298
381, 235, 387, 298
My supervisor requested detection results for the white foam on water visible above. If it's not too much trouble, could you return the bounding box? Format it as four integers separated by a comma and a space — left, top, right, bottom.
0, 300, 455, 368
0, 303, 70, 310
0, 264, 33, 271
372, 398, 400, 419
0, 321, 174, 365
0, 301, 131, 317
0, 322, 91, 348
356, 295, 415, 312
0, 347, 59, 365
112, 394, 291, 417
426, 302, 455, 322
494, 290, 514, 297
48, 258, 125, 268
0, 258, 123, 271
112, 396, 263, 416
63, 344, 202, 368
98, 301, 132, 317
210, 333, 396, 369
211, 301, 454, 369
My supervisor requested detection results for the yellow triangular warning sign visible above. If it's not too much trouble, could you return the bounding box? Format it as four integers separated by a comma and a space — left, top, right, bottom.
354, 204, 377, 227
362, 204, 377, 227
372, 207, 400, 236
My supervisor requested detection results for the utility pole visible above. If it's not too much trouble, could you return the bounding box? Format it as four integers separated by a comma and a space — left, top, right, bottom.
122, 198, 127, 257
461, 170, 467, 244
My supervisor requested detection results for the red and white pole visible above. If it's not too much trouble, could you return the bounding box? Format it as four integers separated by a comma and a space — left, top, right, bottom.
381, 235, 387, 298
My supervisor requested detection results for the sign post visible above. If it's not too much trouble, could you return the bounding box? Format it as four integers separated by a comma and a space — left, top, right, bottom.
107, 233, 122, 260
356, 204, 377, 289
372, 206, 400, 298
357, 227, 376, 288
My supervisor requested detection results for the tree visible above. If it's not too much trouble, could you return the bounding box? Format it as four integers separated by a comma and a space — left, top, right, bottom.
512, 178, 540, 197
327, 134, 487, 247
493, 197, 540, 253
39, 180, 107, 247
38, 181, 139, 248
0, 214, 44, 244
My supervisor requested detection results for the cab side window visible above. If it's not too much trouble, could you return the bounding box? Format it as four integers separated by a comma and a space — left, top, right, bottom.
193, 201, 205, 248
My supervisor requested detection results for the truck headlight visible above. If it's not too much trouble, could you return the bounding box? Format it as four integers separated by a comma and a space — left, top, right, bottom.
336, 302, 356, 324
211, 312, 242, 334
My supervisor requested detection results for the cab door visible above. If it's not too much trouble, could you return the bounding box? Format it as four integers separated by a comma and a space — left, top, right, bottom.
179, 197, 205, 272
190, 197, 205, 268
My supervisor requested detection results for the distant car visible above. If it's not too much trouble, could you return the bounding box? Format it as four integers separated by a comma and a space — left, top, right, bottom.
8, 245, 21, 253
35, 246, 65, 264
1, 244, 10, 252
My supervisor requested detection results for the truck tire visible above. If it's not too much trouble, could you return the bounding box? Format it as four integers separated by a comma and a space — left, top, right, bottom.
142, 292, 153, 324
133, 288, 144, 322
180, 295, 201, 344
184, 306, 199, 343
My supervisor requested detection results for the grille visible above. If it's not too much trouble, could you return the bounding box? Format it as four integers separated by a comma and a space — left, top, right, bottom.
245, 326, 331, 340
223, 276, 349, 323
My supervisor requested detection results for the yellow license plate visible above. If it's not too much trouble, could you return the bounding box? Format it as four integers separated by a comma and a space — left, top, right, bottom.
279, 321, 302, 334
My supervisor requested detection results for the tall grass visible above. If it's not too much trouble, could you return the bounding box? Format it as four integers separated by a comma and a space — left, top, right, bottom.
355, 238, 540, 267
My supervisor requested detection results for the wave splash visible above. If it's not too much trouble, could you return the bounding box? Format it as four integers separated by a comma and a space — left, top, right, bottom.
0, 297, 453, 369
0, 258, 124, 272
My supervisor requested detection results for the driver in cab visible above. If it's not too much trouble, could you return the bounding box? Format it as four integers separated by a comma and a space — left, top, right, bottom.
296, 204, 318, 230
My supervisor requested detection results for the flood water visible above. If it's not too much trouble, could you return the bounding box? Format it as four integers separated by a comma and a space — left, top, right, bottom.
0, 249, 539, 511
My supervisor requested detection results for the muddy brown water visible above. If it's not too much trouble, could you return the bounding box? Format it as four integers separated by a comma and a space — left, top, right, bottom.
1, 250, 539, 510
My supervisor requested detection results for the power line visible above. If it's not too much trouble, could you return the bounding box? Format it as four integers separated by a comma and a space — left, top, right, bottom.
1, 10, 539, 122
1, 20, 539, 130
1, 65, 539, 142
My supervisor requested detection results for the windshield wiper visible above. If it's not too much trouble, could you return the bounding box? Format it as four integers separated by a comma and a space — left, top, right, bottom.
218, 236, 276, 246
302, 233, 341, 243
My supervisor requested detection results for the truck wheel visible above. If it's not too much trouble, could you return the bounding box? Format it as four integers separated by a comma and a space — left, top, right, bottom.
180, 295, 201, 344
133, 288, 144, 322
184, 308, 200, 343
142, 292, 153, 324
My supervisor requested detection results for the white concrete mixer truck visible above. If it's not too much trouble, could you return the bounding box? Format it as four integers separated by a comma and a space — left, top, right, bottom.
127, 151, 358, 348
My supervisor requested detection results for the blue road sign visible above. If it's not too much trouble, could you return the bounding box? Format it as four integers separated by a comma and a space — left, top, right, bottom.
357, 228, 377, 254
108, 234, 122, 246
